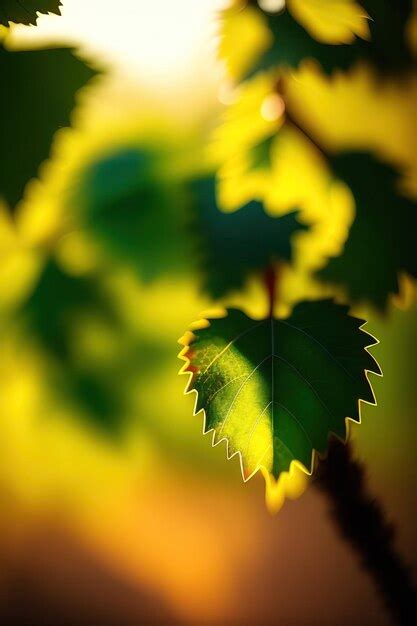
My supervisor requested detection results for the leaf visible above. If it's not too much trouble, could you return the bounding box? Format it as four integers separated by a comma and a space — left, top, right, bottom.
219, 3, 273, 82
0, 44, 96, 209
245, 7, 358, 77
0, 1, 61, 26
191, 177, 307, 299
23, 260, 115, 360
20, 260, 127, 432
242, 0, 413, 77
74, 148, 191, 281
317, 153, 417, 310
288, 0, 370, 45
179, 300, 381, 497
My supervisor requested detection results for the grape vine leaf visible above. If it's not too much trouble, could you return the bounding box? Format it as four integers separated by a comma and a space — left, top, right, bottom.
244, 0, 413, 77
23, 260, 114, 360
0, 44, 97, 210
191, 177, 307, 299
318, 152, 417, 310
179, 300, 381, 490
20, 260, 126, 432
287, 0, 370, 45
74, 148, 191, 281
0, 1, 61, 26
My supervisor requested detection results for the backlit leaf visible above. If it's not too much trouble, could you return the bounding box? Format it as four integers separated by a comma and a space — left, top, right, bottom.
231, 0, 414, 77
288, 0, 370, 45
74, 148, 191, 281
318, 152, 417, 309
191, 177, 307, 299
0, 0, 61, 26
0, 44, 96, 209
179, 300, 380, 506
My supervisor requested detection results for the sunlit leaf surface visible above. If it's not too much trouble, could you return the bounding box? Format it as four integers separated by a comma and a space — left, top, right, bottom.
180, 300, 381, 492
0, 0, 61, 26
288, 0, 370, 44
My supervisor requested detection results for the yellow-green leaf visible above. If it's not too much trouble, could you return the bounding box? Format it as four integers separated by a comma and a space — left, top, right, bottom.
288, 0, 370, 45
179, 300, 381, 509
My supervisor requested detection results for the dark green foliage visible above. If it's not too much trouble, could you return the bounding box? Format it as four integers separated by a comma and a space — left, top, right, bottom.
360, 0, 414, 71
318, 153, 417, 310
22, 260, 125, 432
74, 149, 191, 281
183, 300, 380, 478
23, 260, 114, 359
247, 8, 356, 77
191, 177, 307, 299
0, 0, 61, 25
246, 0, 413, 78
0, 44, 96, 209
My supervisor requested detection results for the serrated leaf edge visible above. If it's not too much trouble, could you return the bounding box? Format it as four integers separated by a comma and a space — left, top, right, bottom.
0, 2, 62, 27
178, 300, 382, 513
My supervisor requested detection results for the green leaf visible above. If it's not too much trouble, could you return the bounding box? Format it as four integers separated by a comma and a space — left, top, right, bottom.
0, 44, 96, 209
21, 260, 126, 432
179, 300, 380, 482
247, 9, 356, 77
246, 0, 413, 77
318, 152, 417, 310
23, 260, 114, 360
191, 177, 307, 299
74, 148, 191, 281
21, 259, 174, 434
0, 1, 61, 26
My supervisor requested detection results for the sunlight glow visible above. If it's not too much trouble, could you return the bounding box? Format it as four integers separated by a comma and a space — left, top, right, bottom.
258, 0, 286, 13
9, 0, 225, 88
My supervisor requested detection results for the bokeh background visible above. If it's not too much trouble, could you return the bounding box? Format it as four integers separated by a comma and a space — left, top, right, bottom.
0, 1, 416, 625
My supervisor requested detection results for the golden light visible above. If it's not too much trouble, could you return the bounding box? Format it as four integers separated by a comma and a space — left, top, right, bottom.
8, 0, 226, 90
260, 93, 286, 121
258, 0, 286, 13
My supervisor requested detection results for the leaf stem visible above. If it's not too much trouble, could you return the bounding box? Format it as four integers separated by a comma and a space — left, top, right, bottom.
284, 108, 328, 161
264, 265, 278, 318
315, 439, 417, 626
275, 77, 329, 161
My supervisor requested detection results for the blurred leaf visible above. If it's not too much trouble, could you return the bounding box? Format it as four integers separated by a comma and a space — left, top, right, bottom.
0, 44, 96, 209
75, 149, 191, 281
191, 177, 307, 299
318, 153, 417, 310
0, 0, 61, 25
243, 0, 413, 77
21, 260, 126, 432
359, 0, 414, 70
245, 6, 357, 76
179, 300, 380, 484
287, 0, 370, 44
23, 260, 113, 359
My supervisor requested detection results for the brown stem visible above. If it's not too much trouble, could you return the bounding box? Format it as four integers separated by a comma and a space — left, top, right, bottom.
264, 265, 278, 318
315, 439, 417, 626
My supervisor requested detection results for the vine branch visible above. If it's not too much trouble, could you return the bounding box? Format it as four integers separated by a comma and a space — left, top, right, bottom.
264, 264, 279, 318
315, 439, 417, 626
